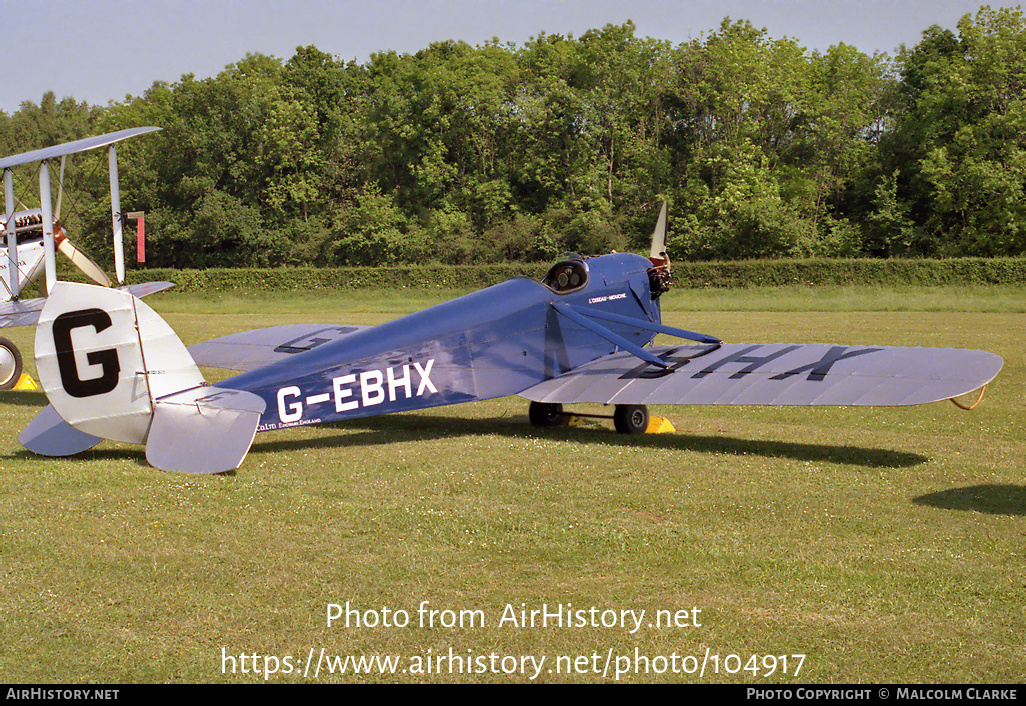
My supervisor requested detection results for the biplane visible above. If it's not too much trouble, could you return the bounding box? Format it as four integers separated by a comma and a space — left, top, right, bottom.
0, 127, 172, 389
9, 131, 1004, 474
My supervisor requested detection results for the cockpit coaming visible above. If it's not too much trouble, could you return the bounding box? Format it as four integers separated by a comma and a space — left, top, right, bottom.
541, 255, 589, 294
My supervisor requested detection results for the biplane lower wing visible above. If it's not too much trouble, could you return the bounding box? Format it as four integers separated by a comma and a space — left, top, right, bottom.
0, 281, 174, 329
519, 343, 1004, 407
0, 299, 48, 329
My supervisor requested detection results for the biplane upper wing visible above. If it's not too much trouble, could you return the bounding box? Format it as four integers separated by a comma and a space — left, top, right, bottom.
187, 323, 370, 372
0, 281, 174, 329
0, 127, 161, 170
519, 343, 1004, 407
2, 126, 162, 295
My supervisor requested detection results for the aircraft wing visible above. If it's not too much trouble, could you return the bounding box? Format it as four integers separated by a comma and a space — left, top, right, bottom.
0, 127, 161, 170
0, 281, 174, 329
0, 299, 47, 328
519, 343, 1004, 407
188, 323, 370, 371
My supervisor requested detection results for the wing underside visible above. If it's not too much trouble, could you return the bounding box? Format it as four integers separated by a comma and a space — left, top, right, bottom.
519, 343, 1004, 407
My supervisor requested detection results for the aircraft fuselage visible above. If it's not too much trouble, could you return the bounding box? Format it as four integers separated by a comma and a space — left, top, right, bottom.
216, 253, 661, 431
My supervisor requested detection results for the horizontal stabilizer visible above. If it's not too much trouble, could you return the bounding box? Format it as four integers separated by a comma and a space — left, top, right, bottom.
520, 343, 1004, 407
188, 323, 368, 371
18, 404, 102, 456
146, 386, 266, 474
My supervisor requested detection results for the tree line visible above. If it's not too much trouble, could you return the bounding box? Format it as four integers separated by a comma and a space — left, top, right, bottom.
1, 6, 1024, 270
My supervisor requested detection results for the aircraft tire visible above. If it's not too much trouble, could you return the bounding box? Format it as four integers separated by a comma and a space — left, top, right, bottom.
614, 404, 648, 434
0, 337, 23, 390
529, 401, 564, 427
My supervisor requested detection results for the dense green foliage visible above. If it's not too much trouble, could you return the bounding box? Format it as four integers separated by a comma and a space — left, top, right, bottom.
2, 7, 1025, 268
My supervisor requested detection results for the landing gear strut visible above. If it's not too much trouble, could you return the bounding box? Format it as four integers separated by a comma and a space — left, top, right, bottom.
528, 401, 652, 434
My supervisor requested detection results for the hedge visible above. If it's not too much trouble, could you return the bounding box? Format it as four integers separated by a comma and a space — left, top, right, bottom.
668, 258, 1026, 288
120, 258, 1026, 293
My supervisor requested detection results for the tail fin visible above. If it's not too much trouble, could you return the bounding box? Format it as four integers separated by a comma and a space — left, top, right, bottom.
29, 282, 264, 473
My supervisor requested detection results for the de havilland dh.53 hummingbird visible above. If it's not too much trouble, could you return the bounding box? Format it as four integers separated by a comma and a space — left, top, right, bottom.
7, 128, 1004, 474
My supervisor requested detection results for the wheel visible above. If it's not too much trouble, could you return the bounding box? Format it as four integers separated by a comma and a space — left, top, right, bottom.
529, 401, 564, 427
613, 404, 649, 434
0, 337, 23, 390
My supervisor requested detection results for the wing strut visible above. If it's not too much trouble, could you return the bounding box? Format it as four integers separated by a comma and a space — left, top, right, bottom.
562, 304, 721, 345
3, 169, 16, 298
39, 162, 57, 293
551, 303, 670, 369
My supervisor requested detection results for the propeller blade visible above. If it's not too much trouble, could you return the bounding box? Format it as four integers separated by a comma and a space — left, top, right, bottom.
646, 201, 673, 297
54, 227, 111, 287
649, 201, 668, 267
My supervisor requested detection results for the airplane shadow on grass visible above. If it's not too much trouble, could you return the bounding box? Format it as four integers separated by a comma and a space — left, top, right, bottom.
8, 396, 926, 470
247, 411, 927, 470
913, 485, 1026, 516
12, 413, 1020, 515
8, 398, 931, 467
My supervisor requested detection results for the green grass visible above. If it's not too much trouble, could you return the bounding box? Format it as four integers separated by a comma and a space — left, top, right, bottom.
662, 284, 1026, 313
152, 283, 1026, 315
0, 285, 1023, 683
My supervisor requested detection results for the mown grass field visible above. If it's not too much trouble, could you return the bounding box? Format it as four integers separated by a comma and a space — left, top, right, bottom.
0, 285, 1022, 683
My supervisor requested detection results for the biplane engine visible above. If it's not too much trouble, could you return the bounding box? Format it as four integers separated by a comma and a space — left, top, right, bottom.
13, 210, 45, 236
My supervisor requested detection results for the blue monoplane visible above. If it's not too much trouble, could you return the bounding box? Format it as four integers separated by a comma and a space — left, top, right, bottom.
10, 133, 1004, 474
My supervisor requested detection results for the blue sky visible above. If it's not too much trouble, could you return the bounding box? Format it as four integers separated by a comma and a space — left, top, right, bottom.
1, 0, 1003, 114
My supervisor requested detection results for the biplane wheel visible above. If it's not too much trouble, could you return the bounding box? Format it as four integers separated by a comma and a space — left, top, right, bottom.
529, 401, 564, 427
0, 337, 23, 390
613, 404, 649, 434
